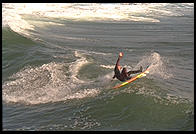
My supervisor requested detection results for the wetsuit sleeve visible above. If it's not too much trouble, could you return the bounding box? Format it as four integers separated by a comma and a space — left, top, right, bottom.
113, 54, 122, 80
115, 57, 120, 67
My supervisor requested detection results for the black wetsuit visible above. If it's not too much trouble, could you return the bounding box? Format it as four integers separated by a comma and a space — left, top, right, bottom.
113, 66, 141, 82
113, 56, 142, 82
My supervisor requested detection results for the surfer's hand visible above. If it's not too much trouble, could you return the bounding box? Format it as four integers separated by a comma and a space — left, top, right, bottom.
119, 52, 123, 58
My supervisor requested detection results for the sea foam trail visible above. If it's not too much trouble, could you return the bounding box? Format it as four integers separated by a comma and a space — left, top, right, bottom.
2, 51, 100, 105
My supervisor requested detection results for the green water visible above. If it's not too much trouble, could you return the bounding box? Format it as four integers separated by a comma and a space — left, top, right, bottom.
2, 3, 194, 131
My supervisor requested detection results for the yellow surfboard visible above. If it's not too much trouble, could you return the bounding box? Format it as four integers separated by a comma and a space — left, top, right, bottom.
113, 66, 150, 89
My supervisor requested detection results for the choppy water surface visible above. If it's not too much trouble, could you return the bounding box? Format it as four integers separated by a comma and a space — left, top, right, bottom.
2, 3, 194, 131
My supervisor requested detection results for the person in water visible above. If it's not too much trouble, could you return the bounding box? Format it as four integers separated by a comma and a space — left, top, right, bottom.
112, 52, 143, 82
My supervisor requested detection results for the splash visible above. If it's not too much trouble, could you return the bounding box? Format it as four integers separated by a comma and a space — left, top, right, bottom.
134, 52, 173, 79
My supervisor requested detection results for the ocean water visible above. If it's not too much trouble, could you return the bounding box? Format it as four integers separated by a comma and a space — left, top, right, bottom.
2, 3, 194, 131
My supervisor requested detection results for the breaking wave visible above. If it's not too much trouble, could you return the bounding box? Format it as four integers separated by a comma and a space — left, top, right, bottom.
2, 3, 193, 37
2, 51, 100, 105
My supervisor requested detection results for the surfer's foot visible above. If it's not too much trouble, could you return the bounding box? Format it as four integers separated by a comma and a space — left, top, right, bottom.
140, 66, 143, 72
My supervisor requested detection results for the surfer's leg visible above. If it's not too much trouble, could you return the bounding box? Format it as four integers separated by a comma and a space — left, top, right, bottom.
127, 66, 142, 75
127, 70, 140, 75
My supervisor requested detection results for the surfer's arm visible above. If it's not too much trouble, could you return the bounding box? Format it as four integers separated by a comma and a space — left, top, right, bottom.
112, 52, 123, 81
115, 53, 123, 70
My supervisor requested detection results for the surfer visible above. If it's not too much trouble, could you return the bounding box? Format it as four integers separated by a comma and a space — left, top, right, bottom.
112, 52, 142, 82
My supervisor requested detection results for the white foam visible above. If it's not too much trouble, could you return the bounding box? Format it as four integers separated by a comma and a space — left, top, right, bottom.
3, 3, 193, 36
94, 72, 115, 89
69, 51, 90, 83
75, 49, 112, 56
100, 65, 114, 69
2, 4, 34, 36
2, 52, 98, 105
87, 51, 112, 56
3, 62, 67, 104
65, 88, 100, 100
